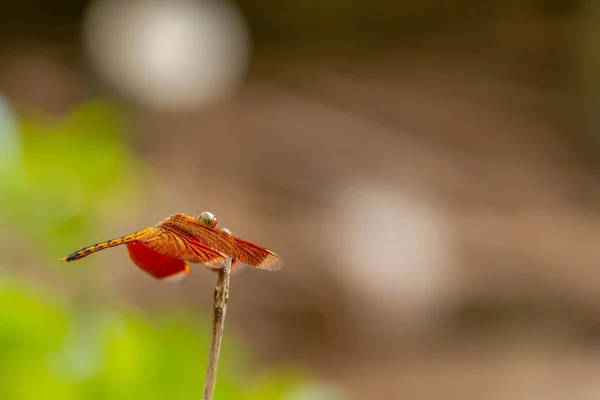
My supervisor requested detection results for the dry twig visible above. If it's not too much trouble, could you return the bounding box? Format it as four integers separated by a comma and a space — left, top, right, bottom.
202, 257, 232, 400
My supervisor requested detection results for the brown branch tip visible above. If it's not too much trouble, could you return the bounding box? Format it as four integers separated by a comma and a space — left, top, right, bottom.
202, 257, 232, 400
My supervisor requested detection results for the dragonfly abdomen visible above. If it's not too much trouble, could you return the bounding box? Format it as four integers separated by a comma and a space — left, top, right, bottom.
60, 228, 153, 262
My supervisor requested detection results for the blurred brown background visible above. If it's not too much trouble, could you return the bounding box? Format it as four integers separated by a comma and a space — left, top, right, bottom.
3, 1, 600, 399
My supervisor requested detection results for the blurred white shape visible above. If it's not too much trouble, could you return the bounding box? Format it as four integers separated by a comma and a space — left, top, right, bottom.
83, 0, 250, 111
332, 183, 454, 329
0, 94, 20, 168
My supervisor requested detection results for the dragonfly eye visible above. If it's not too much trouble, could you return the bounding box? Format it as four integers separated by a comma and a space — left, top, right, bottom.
197, 211, 218, 228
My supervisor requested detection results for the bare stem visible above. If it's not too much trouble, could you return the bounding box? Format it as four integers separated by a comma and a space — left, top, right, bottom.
202, 257, 232, 400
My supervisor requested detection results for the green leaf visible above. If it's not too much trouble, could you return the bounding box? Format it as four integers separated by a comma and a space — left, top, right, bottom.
0, 274, 322, 399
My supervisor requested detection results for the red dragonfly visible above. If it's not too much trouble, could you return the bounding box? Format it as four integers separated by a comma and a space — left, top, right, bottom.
61, 212, 282, 282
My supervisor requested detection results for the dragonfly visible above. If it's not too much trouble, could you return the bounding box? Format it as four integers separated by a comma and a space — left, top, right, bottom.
61, 212, 282, 282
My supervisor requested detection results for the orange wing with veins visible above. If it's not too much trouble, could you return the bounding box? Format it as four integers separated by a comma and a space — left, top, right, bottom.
163, 213, 283, 271
141, 223, 227, 268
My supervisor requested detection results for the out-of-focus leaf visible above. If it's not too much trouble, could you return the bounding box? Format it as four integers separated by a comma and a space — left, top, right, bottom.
0, 98, 147, 263
243, 369, 307, 400
0, 274, 323, 400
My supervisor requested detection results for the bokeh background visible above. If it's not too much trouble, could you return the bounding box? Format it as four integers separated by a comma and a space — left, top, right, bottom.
1, 0, 600, 399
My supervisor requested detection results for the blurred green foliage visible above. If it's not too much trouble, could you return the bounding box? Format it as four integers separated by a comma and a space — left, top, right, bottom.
0, 98, 145, 263
0, 98, 335, 399
0, 272, 311, 400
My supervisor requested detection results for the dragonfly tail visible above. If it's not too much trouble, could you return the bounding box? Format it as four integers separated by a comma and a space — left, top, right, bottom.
60, 228, 152, 262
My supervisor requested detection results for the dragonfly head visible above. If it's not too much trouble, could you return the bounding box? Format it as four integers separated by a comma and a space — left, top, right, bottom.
197, 211, 218, 228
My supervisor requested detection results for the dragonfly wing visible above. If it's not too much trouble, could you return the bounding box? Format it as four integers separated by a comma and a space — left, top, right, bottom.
165, 214, 282, 271
127, 241, 190, 282
139, 225, 227, 268
166, 214, 241, 257
163, 224, 233, 270
232, 237, 283, 271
